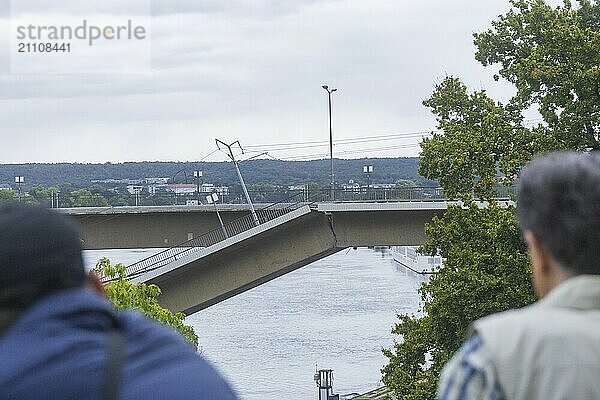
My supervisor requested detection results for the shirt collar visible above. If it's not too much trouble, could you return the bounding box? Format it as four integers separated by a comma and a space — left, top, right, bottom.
539, 275, 600, 311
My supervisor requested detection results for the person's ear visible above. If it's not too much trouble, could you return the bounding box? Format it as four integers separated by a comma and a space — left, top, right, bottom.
87, 272, 107, 297
524, 230, 551, 298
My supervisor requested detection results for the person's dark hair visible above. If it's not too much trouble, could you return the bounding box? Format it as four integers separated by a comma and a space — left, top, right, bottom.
517, 151, 600, 275
0, 203, 86, 311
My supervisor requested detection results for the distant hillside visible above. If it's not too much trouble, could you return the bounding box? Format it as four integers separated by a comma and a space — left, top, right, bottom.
0, 157, 434, 189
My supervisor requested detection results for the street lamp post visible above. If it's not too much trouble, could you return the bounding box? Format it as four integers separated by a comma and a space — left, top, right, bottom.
206, 193, 228, 239
133, 188, 141, 206
363, 165, 373, 199
14, 176, 24, 202
51, 191, 59, 208
322, 85, 337, 200
193, 170, 203, 203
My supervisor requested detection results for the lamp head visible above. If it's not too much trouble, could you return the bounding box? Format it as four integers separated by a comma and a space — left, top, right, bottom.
322, 85, 329, 90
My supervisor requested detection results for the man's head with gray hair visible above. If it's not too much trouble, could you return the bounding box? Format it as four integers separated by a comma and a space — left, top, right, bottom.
517, 151, 600, 296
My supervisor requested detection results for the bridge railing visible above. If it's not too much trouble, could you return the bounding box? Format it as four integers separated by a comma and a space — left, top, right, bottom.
306, 185, 516, 203
0, 185, 517, 209
101, 192, 307, 281
307, 187, 445, 202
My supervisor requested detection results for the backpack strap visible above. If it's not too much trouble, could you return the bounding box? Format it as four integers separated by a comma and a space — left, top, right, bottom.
100, 328, 125, 400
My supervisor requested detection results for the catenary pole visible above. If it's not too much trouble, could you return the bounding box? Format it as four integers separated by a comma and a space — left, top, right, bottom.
215, 139, 260, 226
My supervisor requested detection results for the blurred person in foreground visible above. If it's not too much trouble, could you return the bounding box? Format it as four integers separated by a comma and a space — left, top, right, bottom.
0, 203, 237, 400
438, 151, 600, 400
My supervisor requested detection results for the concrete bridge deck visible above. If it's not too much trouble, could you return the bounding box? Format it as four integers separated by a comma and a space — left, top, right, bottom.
62, 203, 277, 249
64, 201, 449, 250
71, 201, 450, 314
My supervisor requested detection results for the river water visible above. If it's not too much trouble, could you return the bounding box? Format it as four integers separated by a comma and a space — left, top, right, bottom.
84, 247, 425, 399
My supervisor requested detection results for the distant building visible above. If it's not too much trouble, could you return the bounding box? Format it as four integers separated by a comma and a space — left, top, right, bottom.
91, 179, 122, 184
342, 182, 361, 192
147, 184, 168, 195
0, 184, 12, 191
199, 183, 229, 196
372, 183, 395, 189
127, 185, 144, 194
92, 178, 143, 185
145, 177, 170, 185
167, 184, 197, 195
288, 184, 306, 191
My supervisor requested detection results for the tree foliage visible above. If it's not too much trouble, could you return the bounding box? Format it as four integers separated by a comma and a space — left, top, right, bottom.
475, 0, 600, 151
64, 189, 109, 207
0, 158, 434, 190
0, 188, 39, 205
383, 1, 599, 398
420, 77, 536, 200
0, 190, 15, 201
27, 185, 59, 207
382, 205, 535, 399
97, 258, 199, 348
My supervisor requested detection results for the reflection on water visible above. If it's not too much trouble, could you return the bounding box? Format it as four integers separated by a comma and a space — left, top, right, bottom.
83, 247, 425, 399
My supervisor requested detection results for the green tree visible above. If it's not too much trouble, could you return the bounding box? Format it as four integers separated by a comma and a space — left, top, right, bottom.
475, 0, 600, 151
382, 205, 535, 399
0, 189, 38, 205
419, 77, 539, 199
28, 185, 60, 207
97, 258, 199, 348
67, 189, 110, 207
382, 1, 599, 398
0, 189, 15, 201
110, 194, 133, 206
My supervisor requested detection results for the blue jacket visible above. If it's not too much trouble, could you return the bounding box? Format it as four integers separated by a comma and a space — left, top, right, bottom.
0, 288, 238, 400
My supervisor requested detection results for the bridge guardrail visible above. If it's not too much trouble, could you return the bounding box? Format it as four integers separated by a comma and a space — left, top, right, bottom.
1, 185, 518, 208
306, 185, 516, 203
309, 187, 445, 202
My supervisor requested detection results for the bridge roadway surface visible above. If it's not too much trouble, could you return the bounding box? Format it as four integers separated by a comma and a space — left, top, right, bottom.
63, 202, 453, 314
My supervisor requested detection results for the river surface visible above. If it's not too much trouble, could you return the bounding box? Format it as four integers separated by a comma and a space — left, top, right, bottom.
84, 247, 425, 399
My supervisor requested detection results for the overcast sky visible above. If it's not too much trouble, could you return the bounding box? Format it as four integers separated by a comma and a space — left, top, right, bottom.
0, 0, 533, 164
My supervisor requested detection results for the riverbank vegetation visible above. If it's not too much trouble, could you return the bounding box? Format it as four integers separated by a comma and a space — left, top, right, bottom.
97, 258, 199, 348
